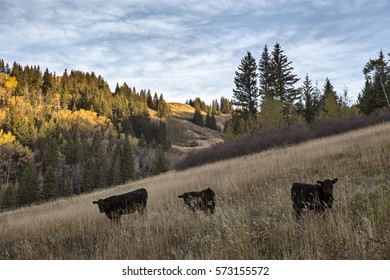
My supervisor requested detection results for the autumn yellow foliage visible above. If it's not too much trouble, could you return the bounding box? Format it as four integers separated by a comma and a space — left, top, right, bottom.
54, 109, 111, 132
5, 76, 18, 90
0, 109, 6, 124
0, 129, 16, 144
0, 73, 17, 102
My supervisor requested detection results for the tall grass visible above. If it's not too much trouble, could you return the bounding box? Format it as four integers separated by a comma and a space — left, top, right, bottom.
0, 122, 389, 259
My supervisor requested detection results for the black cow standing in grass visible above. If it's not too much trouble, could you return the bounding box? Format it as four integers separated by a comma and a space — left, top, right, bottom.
178, 187, 216, 214
291, 178, 338, 218
92, 188, 148, 222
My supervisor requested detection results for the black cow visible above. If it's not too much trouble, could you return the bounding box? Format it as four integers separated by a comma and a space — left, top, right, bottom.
178, 187, 216, 214
92, 188, 148, 222
291, 178, 338, 218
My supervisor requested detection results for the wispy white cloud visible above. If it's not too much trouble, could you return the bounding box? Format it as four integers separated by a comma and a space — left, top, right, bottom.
0, 0, 389, 103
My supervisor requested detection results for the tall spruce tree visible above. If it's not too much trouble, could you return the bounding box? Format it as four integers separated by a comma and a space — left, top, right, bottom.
319, 78, 341, 118
269, 43, 300, 107
299, 74, 318, 124
232, 51, 259, 114
17, 162, 40, 206
220, 97, 232, 114
152, 148, 168, 175
156, 94, 171, 118
258, 44, 273, 99
41, 68, 53, 96
41, 166, 58, 200
120, 137, 135, 183
358, 50, 390, 114
193, 108, 204, 126
205, 112, 218, 130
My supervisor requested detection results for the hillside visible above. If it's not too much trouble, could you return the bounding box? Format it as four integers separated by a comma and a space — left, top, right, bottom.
0, 122, 389, 259
149, 102, 229, 153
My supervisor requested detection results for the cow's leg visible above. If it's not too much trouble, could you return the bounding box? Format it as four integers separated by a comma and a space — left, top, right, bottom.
112, 213, 121, 223
138, 202, 147, 215
207, 202, 215, 215
105, 212, 112, 220
293, 204, 302, 220
189, 207, 197, 217
295, 209, 302, 219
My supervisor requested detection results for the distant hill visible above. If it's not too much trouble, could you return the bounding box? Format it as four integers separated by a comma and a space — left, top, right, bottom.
149, 102, 231, 153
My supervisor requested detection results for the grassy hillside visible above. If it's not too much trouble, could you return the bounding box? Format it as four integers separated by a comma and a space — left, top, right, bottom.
0, 122, 389, 259
162, 102, 228, 153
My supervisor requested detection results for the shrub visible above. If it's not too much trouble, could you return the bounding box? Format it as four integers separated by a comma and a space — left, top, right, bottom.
176, 110, 390, 170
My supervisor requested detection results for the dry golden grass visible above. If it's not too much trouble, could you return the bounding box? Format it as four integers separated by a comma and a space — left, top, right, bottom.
168, 102, 196, 114
1, 123, 390, 259
165, 102, 227, 152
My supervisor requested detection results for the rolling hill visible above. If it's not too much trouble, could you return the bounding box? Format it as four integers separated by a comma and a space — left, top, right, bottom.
0, 122, 389, 259
150, 102, 229, 153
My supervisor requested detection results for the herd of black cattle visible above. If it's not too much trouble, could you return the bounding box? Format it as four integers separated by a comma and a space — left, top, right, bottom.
92, 178, 338, 222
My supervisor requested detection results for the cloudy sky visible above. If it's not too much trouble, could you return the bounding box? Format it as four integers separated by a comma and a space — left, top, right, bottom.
1, 0, 389, 103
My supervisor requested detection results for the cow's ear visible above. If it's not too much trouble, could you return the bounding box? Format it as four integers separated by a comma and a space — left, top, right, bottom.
92, 201, 97, 204
332, 178, 338, 184
317, 181, 323, 185
178, 195, 183, 198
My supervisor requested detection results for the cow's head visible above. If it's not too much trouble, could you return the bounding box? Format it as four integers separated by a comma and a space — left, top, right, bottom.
317, 178, 338, 196
92, 199, 108, 213
178, 193, 202, 209
178, 193, 192, 205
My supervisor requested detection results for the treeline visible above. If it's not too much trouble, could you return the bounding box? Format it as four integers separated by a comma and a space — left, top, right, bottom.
186, 97, 233, 115
186, 97, 233, 131
176, 110, 390, 170
358, 50, 390, 114
225, 43, 373, 137
177, 48, 390, 169
0, 59, 170, 210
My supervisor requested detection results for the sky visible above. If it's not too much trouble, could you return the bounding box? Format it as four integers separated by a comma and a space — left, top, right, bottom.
0, 0, 389, 104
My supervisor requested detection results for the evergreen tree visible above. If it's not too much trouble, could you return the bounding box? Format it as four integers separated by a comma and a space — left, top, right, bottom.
41, 68, 53, 96
156, 94, 171, 118
258, 44, 273, 98
5, 106, 36, 146
211, 99, 219, 115
258, 96, 285, 128
41, 137, 60, 172
152, 148, 169, 175
0, 59, 4, 73
146, 90, 153, 109
193, 108, 204, 126
90, 132, 108, 189
299, 74, 318, 124
211, 114, 218, 130
17, 162, 40, 206
358, 50, 390, 114
193, 98, 200, 110
232, 51, 259, 114
319, 78, 341, 119
156, 121, 170, 150
82, 157, 95, 192
41, 166, 58, 200
220, 97, 232, 114
11, 62, 25, 96
109, 146, 122, 186
152, 93, 159, 110
205, 112, 218, 130
269, 43, 300, 108
120, 137, 135, 183
2, 185, 16, 209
